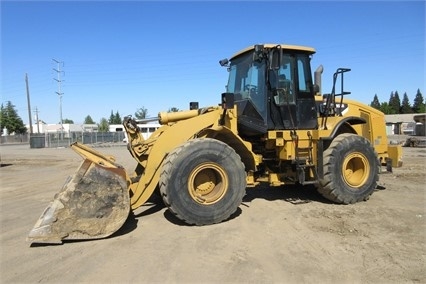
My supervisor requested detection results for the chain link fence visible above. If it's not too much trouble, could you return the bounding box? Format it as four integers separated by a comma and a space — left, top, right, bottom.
1, 132, 127, 148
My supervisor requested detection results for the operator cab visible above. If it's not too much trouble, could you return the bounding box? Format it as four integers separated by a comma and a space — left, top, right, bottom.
221, 44, 318, 136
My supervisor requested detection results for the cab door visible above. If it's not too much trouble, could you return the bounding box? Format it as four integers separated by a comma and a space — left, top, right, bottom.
269, 53, 317, 130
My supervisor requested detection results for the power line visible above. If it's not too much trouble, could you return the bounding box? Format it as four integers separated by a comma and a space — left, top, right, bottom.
25, 73, 33, 134
33, 106, 40, 133
52, 59, 64, 129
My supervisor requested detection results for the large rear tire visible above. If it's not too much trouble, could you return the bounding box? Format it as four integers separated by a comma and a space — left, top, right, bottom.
159, 138, 247, 225
318, 133, 379, 204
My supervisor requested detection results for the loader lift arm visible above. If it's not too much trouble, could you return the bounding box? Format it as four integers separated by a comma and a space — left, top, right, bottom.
124, 107, 229, 210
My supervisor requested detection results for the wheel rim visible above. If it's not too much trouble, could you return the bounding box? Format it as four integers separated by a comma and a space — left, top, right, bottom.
342, 152, 370, 188
188, 162, 228, 205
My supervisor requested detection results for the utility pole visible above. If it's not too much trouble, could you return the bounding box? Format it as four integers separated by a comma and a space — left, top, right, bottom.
33, 107, 40, 133
25, 73, 33, 134
52, 59, 64, 134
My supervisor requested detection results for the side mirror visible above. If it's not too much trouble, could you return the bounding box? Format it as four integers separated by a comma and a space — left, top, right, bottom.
221, 93, 235, 110
268, 45, 281, 70
219, 58, 229, 67
189, 102, 199, 110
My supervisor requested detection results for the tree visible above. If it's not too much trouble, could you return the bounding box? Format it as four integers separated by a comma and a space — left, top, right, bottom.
98, 117, 109, 132
379, 102, 395, 114
412, 89, 425, 113
168, 107, 179, 113
108, 110, 122, 124
84, 115, 95, 124
108, 110, 115, 124
370, 94, 381, 110
114, 111, 122, 124
135, 107, 148, 119
0, 101, 27, 134
62, 118, 74, 124
400, 92, 413, 114
388, 91, 401, 114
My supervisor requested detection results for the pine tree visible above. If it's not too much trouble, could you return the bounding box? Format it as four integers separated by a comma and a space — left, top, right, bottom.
389, 91, 401, 114
412, 89, 425, 113
379, 102, 395, 114
370, 94, 381, 110
0, 104, 6, 130
108, 110, 122, 124
0, 101, 27, 134
114, 111, 122, 124
84, 115, 95, 124
108, 110, 115, 124
63, 118, 74, 124
400, 92, 413, 114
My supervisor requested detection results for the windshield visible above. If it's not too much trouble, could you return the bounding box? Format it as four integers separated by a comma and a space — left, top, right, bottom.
226, 52, 266, 112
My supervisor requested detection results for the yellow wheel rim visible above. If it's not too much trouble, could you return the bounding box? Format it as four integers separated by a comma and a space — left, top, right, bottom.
342, 152, 370, 188
188, 163, 228, 205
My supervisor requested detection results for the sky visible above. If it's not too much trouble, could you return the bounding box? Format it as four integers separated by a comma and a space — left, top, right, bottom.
1, 0, 425, 125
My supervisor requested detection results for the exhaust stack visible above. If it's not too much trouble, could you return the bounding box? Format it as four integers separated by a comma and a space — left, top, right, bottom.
314, 65, 324, 95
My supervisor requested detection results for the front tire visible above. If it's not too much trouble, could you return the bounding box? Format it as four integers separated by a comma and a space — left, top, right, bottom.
318, 133, 379, 204
159, 138, 247, 225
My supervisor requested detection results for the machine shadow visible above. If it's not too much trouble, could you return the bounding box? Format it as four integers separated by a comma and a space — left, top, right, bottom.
243, 184, 333, 205
114, 193, 167, 234
162, 206, 243, 226
154, 184, 336, 226
0, 163, 13, 167
161, 184, 334, 226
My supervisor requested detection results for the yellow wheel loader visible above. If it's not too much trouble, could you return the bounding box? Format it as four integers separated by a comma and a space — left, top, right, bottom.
28, 44, 402, 244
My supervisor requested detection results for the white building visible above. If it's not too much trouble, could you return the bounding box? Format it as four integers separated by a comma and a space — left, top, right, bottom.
108, 123, 161, 141
27, 122, 98, 136
385, 113, 426, 136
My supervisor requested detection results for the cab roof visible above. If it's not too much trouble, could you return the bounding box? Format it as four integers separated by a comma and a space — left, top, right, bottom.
230, 44, 316, 60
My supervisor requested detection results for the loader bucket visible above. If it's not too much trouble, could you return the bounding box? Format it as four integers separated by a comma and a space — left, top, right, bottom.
27, 156, 130, 244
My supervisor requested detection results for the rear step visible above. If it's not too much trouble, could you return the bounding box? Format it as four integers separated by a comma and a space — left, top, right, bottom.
294, 132, 319, 185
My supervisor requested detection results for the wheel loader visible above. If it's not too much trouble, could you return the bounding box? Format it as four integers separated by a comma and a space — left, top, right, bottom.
28, 44, 403, 244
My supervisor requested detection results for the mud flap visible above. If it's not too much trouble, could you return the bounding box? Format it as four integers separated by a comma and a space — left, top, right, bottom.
27, 159, 130, 244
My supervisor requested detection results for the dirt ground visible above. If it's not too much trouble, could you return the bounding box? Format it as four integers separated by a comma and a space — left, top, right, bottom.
0, 142, 425, 283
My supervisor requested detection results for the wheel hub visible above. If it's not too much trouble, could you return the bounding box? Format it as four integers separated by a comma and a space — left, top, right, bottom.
342, 152, 370, 188
188, 163, 228, 205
